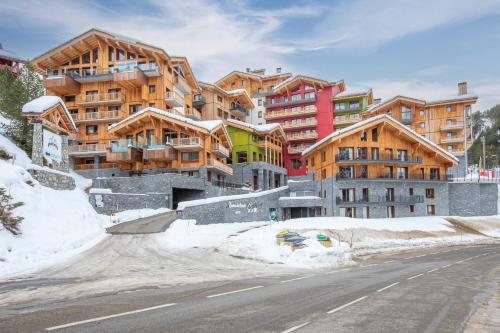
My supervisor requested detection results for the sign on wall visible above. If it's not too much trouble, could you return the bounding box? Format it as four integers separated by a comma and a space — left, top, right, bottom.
42, 129, 62, 163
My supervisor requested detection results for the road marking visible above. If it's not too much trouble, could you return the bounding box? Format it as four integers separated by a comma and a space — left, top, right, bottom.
281, 276, 311, 283
327, 296, 368, 314
404, 256, 415, 260
281, 322, 310, 333
455, 260, 464, 264
430, 252, 440, 255
45, 303, 176, 331
383, 260, 394, 264
361, 263, 378, 267
326, 268, 350, 274
377, 282, 400, 293
427, 268, 439, 273
407, 273, 424, 280
442, 264, 453, 268
415, 254, 426, 258
206, 285, 264, 298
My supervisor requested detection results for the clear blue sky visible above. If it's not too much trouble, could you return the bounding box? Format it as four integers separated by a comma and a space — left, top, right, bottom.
1, 0, 499, 111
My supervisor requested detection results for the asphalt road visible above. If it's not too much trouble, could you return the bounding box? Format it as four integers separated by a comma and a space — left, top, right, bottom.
0, 244, 498, 333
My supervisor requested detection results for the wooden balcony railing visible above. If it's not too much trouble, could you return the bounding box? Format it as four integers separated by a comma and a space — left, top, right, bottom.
77, 92, 124, 105
207, 158, 233, 175
113, 68, 147, 87
68, 143, 107, 154
264, 107, 317, 119
143, 146, 177, 161
282, 119, 317, 129
72, 110, 123, 122
440, 123, 464, 131
164, 91, 185, 108
287, 132, 318, 141
73, 162, 118, 170
171, 137, 203, 150
335, 153, 422, 164
287, 145, 312, 154
212, 143, 230, 157
441, 136, 464, 144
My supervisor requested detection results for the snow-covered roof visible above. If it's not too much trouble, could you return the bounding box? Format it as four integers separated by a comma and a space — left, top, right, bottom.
108, 107, 224, 133
364, 95, 427, 114
334, 86, 372, 99
272, 74, 331, 92
426, 93, 478, 105
302, 114, 459, 163
214, 70, 292, 86
226, 118, 280, 133
22, 96, 77, 131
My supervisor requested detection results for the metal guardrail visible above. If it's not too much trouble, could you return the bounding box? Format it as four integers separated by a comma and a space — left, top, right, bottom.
335, 153, 422, 164
336, 195, 424, 204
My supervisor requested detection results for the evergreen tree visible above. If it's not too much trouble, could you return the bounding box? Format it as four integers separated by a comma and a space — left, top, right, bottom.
0, 63, 44, 155
0, 188, 24, 235
467, 104, 500, 167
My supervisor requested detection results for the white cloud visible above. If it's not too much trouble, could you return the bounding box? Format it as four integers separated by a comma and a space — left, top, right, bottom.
305, 0, 500, 50
360, 79, 500, 112
415, 65, 452, 77
0, 0, 320, 81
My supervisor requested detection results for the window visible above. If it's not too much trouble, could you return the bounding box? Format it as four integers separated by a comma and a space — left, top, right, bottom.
386, 188, 395, 201
357, 147, 367, 159
371, 128, 378, 142
430, 168, 440, 180
182, 152, 199, 161
129, 104, 141, 114
445, 105, 454, 113
217, 95, 223, 103
397, 167, 408, 179
217, 108, 223, 118
258, 100, 262, 106
371, 147, 379, 160
304, 92, 315, 99
108, 46, 115, 61
349, 101, 360, 109
335, 103, 346, 111
425, 188, 435, 199
127, 52, 136, 60
359, 165, 368, 178
304, 84, 314, 90
231, 82, 236, 88
341, 188, 355, 202
447, 145, 453, 152
427, 205, 436, 215
409, 188, 414, 195
291, 94, 301, 101
386, 206, 395, 218
82, 52, 90, 64
419, 110, 425, 116
149, 103, 156, 107
241, 79, 246, 85
409, 205, 415, 213
71, 56, 80, 65
86, 125, 98, 135
65, 95, 75, 102
339, 207, 355, 218
237, 151, 247, 163
117, 49, 125, 61
92, 48, 98, 63
338, 166, 354, 179
397, 149, 408, 161
149, 85, 156, 93
338, 147, 354, 160
360, 131, 367, 141
68, 109, 78, 115
290, 159, 302, 170
321, 151, 326, 162
321, 169, 326, 179
401, 105, 411, 120
419, 122, 425, 128
258, 111, 262, 118
362, 188, 369, 202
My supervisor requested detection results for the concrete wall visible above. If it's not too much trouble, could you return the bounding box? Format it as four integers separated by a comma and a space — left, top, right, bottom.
448, 182, 498, 216
228, 162, 287, 190
89, 192, 169, 215
178, 187, 289, 224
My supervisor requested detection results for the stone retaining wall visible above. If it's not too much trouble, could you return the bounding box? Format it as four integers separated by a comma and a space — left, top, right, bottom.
448, 182, 498, 216
28, 168, 76, 190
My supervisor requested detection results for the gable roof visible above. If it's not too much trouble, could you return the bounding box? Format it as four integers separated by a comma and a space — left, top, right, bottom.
199, 82, 255, 108
333, 86, 372, 100
32, 28, 171, 69
215, 70, 292, 86
272, 74, 332, 93
364, 95, 427, 115
302, 114, 459, 164
171, 56, 200, 90
22, 96, 77, 131
226, 118, 286, 140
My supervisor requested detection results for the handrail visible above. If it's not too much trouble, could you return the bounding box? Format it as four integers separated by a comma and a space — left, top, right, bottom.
335, 153, 422, 164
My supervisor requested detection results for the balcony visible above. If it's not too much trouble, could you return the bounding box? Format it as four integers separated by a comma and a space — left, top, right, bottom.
335, 172, 451, 182
230, 105, 250, 117
193, 95, 206, 107
165, 91, 185, 108
335, 153, 422, 164
138, 63, 160, 77
171, 137, 203, 151
334, 107, 360, 115
264, 107, 317, 120
287, 132, 318, 141
106, 140, 143, 163
184, 108, 202, 121
113, 68, 147, 87
68, 143, 107, 156
143, 146, 177, 161
174, 75, 191, 94
336, 195, 424, 205
399, 117, 413, 124
287, 145, 312, 154
207, 158, 233, 175
72, 110, 123, 123
282, 119, 317, 129
335, 115, 360, 126
440, 123, 464, 131
73, 162, 118, 170
265, 96, 316, 108
72, 68, 113, 83
211, 142, 230, 158
77, 92, 124, 106
44, 74, 80, 95
441, 136, 464, 144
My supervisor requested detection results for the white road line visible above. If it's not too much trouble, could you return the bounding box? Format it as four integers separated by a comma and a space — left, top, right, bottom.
430, 252, 440, 255
383, 260, 394, 264
361, 263, 378, 267
427, 268, 439, 273
455, 260, 464, 264
206, 285, 264, 298
281, 322, 310, 333
415, 255, 426, 258
327, 296, 368, 314
404, 256, 415, 260
376, 282, 400, 293
45, 303, 176, 331
326, 268, 350, 274
442, 264, 453, 268
407, 273, 424, 280
281, 276, 311, 283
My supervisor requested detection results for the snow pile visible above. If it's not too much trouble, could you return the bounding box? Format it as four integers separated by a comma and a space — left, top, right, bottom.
0, 134, 107, 277
111, 208, 171, 225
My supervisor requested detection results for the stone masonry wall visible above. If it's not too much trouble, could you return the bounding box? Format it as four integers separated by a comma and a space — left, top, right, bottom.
448, 183, 498, 216
89, 192, 169, 215
28, 168, 76, 190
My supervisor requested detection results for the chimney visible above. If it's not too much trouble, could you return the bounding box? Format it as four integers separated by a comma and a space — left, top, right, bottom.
458, 82, 467, 95
246, 67, 251, 73
374, 98, 382, 104
276, 67, 282, 74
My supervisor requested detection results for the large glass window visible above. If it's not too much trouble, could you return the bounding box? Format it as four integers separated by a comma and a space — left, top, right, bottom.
401, 105, 412, 120
291, 94, 301, 101
290, 159, 302, 169
182, 152, 199, 161
349, 101, 360, 109
338, 147, 354, 160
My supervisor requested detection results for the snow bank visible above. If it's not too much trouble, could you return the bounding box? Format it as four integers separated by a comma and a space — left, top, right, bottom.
0, 134, 107, 277
112, 208, 171, 224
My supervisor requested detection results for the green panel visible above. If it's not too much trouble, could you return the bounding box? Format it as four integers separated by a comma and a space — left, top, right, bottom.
226, 125, 264, 164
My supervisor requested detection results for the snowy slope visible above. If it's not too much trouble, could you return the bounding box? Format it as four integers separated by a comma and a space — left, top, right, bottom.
0, 134, 108, 277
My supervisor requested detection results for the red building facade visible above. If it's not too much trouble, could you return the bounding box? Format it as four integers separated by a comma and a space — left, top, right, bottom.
264, 75, 343, 176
